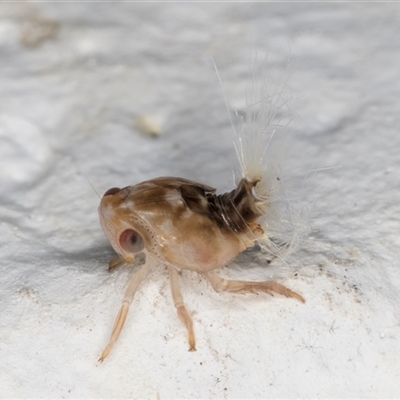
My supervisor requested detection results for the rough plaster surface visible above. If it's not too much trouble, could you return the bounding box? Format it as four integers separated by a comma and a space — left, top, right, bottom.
1, 3, 400, 399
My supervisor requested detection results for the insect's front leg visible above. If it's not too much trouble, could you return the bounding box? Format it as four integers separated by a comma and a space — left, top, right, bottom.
168, 265, 196, 351
99, 257, 154, 362
203, 270, 305, 303
108, 255, 125, 271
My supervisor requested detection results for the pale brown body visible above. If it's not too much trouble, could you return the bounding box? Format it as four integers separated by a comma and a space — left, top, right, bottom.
98, 177, 304, 361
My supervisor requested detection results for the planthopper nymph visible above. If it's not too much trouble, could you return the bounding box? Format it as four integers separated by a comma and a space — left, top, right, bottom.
98, 56, 307, 362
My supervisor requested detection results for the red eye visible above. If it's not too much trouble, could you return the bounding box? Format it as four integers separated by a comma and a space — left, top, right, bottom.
104, 187, 121, 196
119, 229, 144, 253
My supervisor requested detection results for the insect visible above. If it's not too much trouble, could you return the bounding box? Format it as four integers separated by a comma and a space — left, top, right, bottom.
98, 57, 306, 362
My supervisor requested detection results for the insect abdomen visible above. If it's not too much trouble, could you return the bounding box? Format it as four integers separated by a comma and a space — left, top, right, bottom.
179, 178, 263, 235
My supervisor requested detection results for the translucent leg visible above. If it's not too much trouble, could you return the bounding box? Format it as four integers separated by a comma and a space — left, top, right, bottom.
168, 266, 196, 351
99, 260, 151, 362
203, 270, 305, 303
108, 256, 125, 271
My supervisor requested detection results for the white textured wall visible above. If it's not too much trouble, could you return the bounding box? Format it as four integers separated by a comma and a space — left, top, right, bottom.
1, 3, 400, 398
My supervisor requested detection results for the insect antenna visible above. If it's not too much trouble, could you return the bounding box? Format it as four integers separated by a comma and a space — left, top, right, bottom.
84, 175, 101, 199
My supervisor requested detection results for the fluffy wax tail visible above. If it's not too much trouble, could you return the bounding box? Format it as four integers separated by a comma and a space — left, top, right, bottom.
234, 54, 308, 261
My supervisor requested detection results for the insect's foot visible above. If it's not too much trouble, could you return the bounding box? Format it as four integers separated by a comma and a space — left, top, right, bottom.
108, 256, 125, 271
188, 332, 196, 352
264, 281, 305, 303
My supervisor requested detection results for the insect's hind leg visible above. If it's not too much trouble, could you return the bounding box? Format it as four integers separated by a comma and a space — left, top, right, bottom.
203, 270, 305, 303
99, 260, 151, 362
168, 266, 196, 351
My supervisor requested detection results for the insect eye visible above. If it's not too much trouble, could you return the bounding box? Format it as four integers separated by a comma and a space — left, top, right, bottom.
118, 229, 144, 253
104, 187, 121, 196
103, 188, 121, 197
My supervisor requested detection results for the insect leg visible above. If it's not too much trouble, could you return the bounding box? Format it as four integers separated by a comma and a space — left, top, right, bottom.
99, 259, 151, 362
203, 270, 305, 303
168, 266, 196, 351
108, 255, 125, 271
